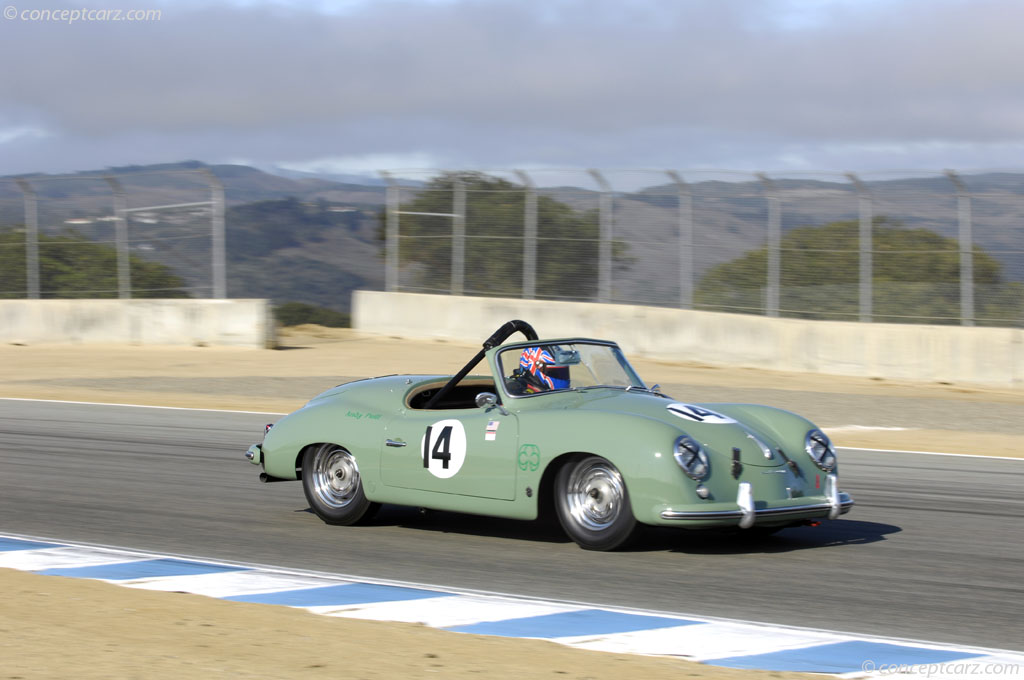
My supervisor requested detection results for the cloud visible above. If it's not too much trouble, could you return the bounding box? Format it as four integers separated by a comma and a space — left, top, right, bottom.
0, 125, 50, 145
278, 151, 447, 174
1, 0, 1024, 175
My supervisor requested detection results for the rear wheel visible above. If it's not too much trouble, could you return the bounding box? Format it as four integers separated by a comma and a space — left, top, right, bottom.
301, 444, 379, 525
555, 456, 637, 551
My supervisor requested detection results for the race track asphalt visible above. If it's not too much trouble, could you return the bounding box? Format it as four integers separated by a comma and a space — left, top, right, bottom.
1, 399, 1021, 652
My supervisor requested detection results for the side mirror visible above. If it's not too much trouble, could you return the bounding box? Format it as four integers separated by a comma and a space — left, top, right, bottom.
475, 392, 509, 416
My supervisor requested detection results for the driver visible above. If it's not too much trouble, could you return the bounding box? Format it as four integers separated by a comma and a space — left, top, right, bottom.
515, 345, 570, 393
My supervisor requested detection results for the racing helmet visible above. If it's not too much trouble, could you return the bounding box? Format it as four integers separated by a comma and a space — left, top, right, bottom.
519, 345, 571, 390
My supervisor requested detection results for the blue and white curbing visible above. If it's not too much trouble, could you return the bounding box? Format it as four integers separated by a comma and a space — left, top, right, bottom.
2, 534, 1021, 678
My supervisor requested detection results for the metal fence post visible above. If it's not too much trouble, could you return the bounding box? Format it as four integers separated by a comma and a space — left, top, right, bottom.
946, 170, 974, 326
587, 169, 613, 303
199, 169, 227, 299
452, 177, 466, 296
14, 178, 40, 299
379, 171, 400, 293
846, 173, 872, 322
665, 171, 693, 309
514, 170, 537, 299
756, 173, 780, 317
103, 175, 131, 299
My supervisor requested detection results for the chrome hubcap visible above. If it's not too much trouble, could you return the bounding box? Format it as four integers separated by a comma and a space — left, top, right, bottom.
565, 459, 625, 530
311, 445, 360, 509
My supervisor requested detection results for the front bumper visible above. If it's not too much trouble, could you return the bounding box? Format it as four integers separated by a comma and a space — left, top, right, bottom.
659, 474, 853, 527
660, 493, 855, 521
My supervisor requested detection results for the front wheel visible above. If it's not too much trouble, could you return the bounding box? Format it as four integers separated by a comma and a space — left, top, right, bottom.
301, 444, 379, 525
555, 456, 637, 551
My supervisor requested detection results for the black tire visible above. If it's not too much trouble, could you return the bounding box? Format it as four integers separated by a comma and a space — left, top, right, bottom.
301, 443, 379, 525
554, 455, 637, 551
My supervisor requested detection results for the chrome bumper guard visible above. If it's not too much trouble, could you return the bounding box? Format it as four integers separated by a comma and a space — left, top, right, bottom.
245, 444, 262, 465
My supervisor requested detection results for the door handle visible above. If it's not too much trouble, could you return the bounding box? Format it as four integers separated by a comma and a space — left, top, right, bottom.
385, 439, 407, 448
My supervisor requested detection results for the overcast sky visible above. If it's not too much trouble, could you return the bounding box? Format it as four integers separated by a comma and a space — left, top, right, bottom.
2, 0, 1023, 182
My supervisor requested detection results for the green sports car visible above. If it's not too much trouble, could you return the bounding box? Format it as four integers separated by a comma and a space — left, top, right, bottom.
246, 320, 853, 550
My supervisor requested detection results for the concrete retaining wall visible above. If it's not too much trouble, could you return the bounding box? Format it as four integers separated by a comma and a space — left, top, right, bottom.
352, 291, 1024, 389
0, 299, 276, 348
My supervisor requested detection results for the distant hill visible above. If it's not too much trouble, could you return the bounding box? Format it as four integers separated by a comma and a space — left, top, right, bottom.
0, 160, 385, 220
226, 197, 382, 311
0, 162, 387, 310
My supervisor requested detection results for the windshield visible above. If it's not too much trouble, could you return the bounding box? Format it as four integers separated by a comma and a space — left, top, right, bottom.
497, 342, 645, 396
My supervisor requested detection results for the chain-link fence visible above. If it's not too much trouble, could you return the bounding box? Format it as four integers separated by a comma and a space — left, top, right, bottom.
3, 167, 1023, 328
0, 169, 224, 300
383, 169, 1024, 327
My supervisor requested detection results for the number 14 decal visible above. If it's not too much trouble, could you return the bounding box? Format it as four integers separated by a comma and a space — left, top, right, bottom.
423, 425, 453, 469
420, 419, 467, 479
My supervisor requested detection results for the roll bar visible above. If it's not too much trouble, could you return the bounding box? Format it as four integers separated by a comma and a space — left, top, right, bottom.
423, 320, 538, 410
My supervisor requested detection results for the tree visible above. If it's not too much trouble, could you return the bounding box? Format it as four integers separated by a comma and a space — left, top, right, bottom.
694, 218, 1023, 326
273, 301, 349, 327
386, 172, 627, 299
0, 229, 190, 298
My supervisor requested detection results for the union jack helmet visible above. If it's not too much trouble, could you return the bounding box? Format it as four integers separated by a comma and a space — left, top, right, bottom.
519, 345, 570, 390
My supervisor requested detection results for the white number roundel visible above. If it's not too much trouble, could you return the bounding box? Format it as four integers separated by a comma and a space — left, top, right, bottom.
666, 403, 736, 424
420, 419, 467, 478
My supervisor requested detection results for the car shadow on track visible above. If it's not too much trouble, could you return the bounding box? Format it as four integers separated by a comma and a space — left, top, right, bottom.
295, 505, 573, 544
372, 505, 574, 544
301, 505, 900, 552
653, 519, 902, 554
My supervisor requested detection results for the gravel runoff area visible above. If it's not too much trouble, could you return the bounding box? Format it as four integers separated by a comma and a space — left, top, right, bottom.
1, 325, 1021, 679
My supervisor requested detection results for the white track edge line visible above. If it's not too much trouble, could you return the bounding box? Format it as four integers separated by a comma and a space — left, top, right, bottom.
2, 530, 1021, 659
838, 446, 1024, 461
0, 397, 285, 416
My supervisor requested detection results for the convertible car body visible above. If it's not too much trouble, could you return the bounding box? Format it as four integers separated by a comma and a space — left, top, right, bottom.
246, 320, 853, 550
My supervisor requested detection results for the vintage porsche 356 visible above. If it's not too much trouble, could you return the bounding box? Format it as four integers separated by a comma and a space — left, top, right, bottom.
247, 320, 853, 550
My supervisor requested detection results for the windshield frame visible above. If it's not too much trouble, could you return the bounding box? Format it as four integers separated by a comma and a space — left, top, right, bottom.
492, 338, 646, 400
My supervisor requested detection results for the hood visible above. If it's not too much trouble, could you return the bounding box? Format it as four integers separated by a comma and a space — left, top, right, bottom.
573, 389, 791, 468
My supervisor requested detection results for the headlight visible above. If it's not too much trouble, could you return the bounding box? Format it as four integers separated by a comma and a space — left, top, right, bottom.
805, 429, 837, 472
673, 435, 710, 480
